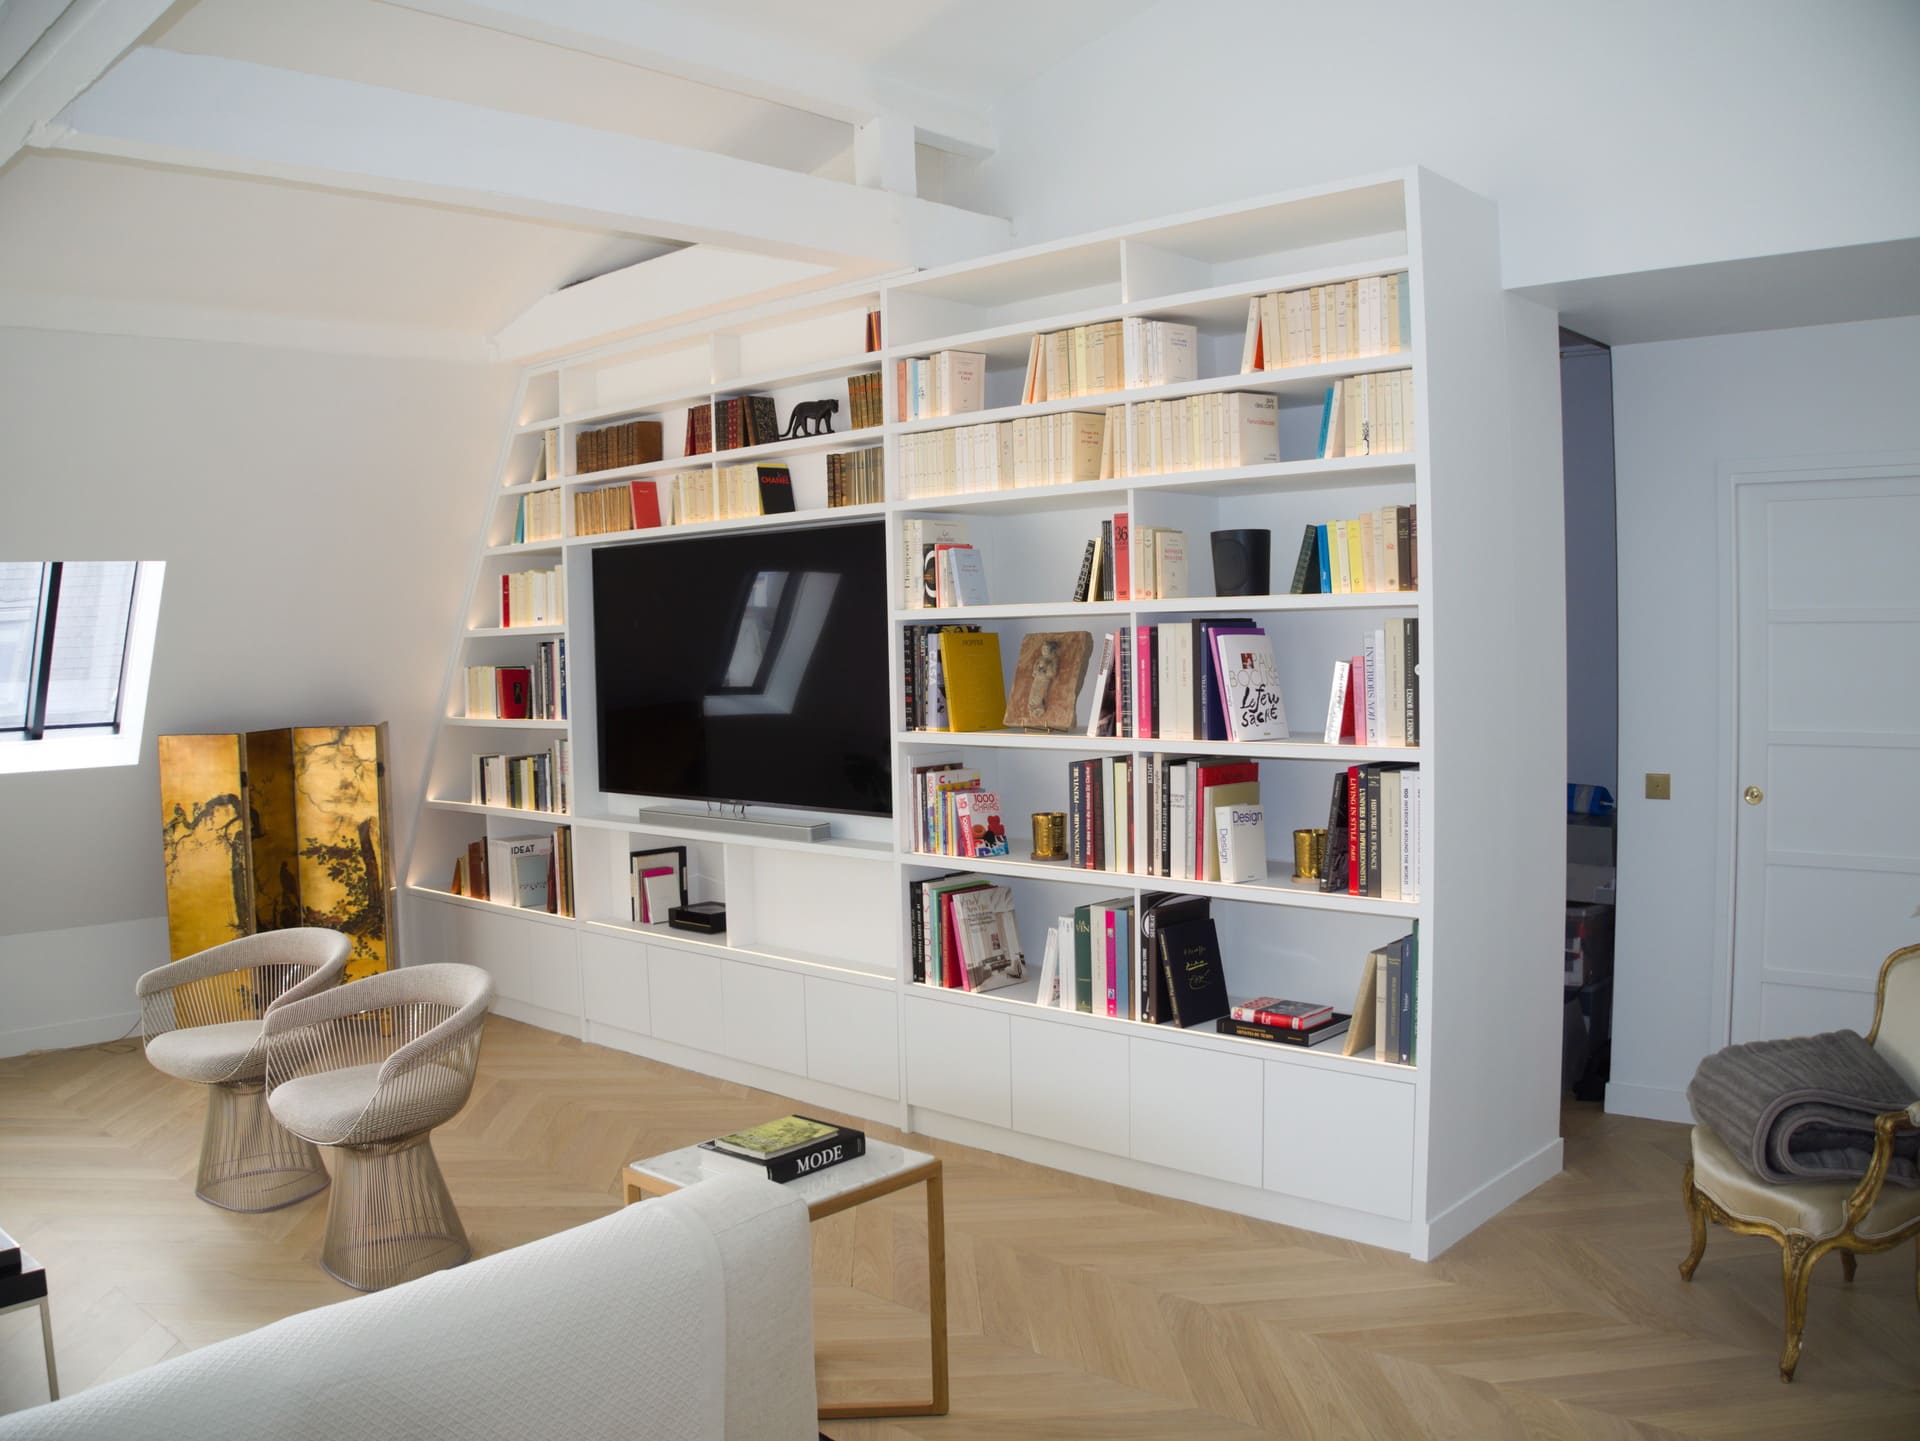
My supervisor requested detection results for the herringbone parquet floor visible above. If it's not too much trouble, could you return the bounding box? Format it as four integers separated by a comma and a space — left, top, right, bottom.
2, 1017, 1915, 1438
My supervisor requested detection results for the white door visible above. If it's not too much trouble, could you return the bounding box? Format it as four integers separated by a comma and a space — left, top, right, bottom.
1731, 470, 1920, 1041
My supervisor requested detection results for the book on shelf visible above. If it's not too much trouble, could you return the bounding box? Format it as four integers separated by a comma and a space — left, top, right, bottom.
709, 395, 780, 453
1138, 893, 1209, 1023
1214, 803, 1267, 884
498, 565, 564, 627
952, 788, 1009, 858
1318, 370, 1415, 459
482, 830, 572, 915
1229, 996, 1333, 1029
898, 412, 1103, 498
949, 884, 1024, 991
1338, 763, 1421, 901
575, 418, 663, 475
1290, 508, 1417, 594
512, 488, 563, 543
464, 665, 530, 720
1054, 897, 1134, 1017
450, 839, 487, 901
930, 543, 990, 608
1215, 1012, 1351, 1047
900, 624, 978, 730
1123, 526, 1187, 601
909, 872, 995, 987
1241, 272, 1411, 372
524, 427, 558, 486
1321, 620, 1419, 745
670, 464, 795, 524
1105, 392, 1279, 478
469, 739, 571, 814
896, 350, 986, 420
1368, 926, 1420, 1064
684, 404, 714, 456
629, 845, 688, 925
864, 308, 881, 353
933, 629, 1004, 732
825, 447, 883, 507
846, 370, 884, 430
699, 1115, 866, 1183
1003, 630, 1092, 732
573, 478, 661, 536
1156, 913, 1229, 1027
1211, 629, 1288, 742
1021, 318, 1196, 401
900, 517, 970, 609
1035, 925, 1062, 1008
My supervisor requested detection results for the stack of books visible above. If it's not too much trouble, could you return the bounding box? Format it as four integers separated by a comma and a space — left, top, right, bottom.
699, 1116, 866, 1183
1241, 271, 1410, 370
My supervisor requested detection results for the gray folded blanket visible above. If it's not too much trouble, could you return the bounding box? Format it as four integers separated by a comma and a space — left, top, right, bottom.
1688, 1029, 1920, 1187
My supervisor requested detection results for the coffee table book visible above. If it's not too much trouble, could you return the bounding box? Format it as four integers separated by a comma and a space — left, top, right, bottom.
1215, 1012, 1352, 1047
698, 1116, 867, 1183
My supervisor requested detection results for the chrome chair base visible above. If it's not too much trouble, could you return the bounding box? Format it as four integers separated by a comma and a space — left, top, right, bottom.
321, 1131, 470, 1292
197, 1080, 330, 1213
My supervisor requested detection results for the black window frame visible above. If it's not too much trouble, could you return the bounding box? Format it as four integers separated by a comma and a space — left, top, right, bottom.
3, 561, 139, 741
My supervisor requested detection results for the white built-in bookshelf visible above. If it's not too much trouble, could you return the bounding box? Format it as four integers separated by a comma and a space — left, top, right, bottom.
402, 169, 1566, 1259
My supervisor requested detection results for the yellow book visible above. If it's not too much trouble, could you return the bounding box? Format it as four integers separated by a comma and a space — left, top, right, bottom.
939, 630, 1007, 733
1354, 511, 1374, 593
1330, 519, 1351, 594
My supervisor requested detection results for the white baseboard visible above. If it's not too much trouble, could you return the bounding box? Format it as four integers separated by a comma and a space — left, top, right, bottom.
1, 1009, 141, 1058
1604, 1082, 1693, 1125
1419, 1137, 1564, 1260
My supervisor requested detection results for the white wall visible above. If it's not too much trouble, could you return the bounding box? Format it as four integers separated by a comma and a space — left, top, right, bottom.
958, 0, 1920, 289
1608, 315, 1920, 1120
0, 327, 513, 1056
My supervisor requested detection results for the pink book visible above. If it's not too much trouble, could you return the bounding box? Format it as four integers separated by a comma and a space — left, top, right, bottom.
1135, 626, 1154, 739
1350, 654, 1368, 744
1103, 907, 1119, 1017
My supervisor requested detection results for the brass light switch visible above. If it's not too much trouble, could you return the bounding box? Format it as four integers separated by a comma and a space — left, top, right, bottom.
1645, 772, 1671, 800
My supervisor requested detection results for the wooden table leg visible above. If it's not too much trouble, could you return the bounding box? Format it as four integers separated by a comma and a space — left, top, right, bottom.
818, 1164, 949, 1420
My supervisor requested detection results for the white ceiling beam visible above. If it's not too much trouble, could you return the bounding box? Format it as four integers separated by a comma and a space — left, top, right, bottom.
35, 48, 1010, 270
855, 114, 917, 197
0, 0, 177, 169
379, 0, 996, 160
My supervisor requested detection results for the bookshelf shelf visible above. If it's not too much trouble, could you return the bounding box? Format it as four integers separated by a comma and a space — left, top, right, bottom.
405, 170, 1563, 1261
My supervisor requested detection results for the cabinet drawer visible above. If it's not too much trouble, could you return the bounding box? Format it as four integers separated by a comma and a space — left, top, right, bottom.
448, 901, 533, 1005
649, 948, 724, 1055
905, 996, 1010, 1128
805, 978, 899, 1100
1011, 1015, 1129, 1158
580, 931, 651, 1036
722, 961, 806, 1076
1263, 1064, 1415, 1219
1129, 1037, 1262, 1187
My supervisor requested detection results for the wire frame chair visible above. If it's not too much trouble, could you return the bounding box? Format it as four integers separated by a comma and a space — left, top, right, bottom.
265, 963, 493, 1292
136, 929, 351, 1212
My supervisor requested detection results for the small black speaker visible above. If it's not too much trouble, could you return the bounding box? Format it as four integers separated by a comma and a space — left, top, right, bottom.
1210, 528, 1272, 596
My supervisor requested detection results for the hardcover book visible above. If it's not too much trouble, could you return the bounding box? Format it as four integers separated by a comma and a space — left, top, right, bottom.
1156, 915, 1229, 1027
950, 884, 1024, 992
1229, 996, 1333, 1028
1215, 1012, 1351, 1047
953, 789, 1009, 857
1212, 630, 1289, 741
937, 630, 1005, 732
1004, 631, 1093, 732
699, 1115, 867, 1183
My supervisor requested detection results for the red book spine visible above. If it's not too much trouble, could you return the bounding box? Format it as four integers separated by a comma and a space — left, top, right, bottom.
1135, 626, 1152, 739
1104, 909, 1118, 1017
1347, 765, 1362, 896
629, 480, 661, 530
1114, 511, 1131, 600
500, 574, 511, 627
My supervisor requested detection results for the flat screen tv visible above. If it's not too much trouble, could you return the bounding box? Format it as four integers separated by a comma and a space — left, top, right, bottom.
592, 520, 892, 817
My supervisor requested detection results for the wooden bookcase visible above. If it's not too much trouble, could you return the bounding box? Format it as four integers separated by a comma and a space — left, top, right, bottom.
403, 169, 1567, 1259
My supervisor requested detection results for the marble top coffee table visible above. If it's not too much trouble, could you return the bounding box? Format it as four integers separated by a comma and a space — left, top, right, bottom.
622, 1136, 947, 1421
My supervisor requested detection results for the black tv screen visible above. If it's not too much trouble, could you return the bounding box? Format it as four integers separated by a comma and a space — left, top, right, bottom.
591, 520, 892, 816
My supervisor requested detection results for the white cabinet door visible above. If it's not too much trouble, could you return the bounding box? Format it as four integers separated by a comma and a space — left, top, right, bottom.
1263, 1064, 1414, 1219
580, 931, 651, 1036
905, 997, 1010, 1128
649, 948, 725, 1055
523, 927, 580, 1019
722, 961, 806, 1077
1011, 1015, 1129, 1158
805, 979, 899, 1100
1129, 1037, 1262, 1188
446, 900, 533, 1005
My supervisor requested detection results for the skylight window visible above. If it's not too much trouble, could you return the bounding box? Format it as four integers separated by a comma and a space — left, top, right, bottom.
0, 561, 164, 773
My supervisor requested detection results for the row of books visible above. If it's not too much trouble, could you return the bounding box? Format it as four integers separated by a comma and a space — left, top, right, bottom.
1113, 755, 1266, 881
462, 642, 565, 720
499, 566, 564, 628
574, 478, 663, 536
1318, 370, 1415, 458
909, 761, 1009, 858
825, 447, 884, 507
1369, 931, 1419, 1065
1324, 621, 1420, 747
1090, 618, 1288, 743
449, 828, 574, 916
512, 487, 564, 543
577, 419, 664, 475
692, 395, 782, 456
1287, 508, 1418, 594
900, 623, 994, 731
845, 370, 885, 430
896, 412, 1104, 497
1072, 515, 1189, 602
909, 874, 1025, 992
1022, 318, 1197, 402
1099, 392, 1280, 477
628, 845, 689, 925
926, 542, 989, 608
1319, 764, 1423, 901
1241, 272, 1410, 371
469, 739, 571, 814
526, 428, 560, 485
896, 350, 985, 420
675, 464, 795, 524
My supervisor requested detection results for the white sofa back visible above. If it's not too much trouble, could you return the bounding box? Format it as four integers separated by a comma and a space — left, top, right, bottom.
0, 1176, 817, 1440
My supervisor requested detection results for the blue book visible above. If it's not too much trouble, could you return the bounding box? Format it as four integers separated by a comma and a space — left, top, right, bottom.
1315, 384, 1336, 455
1316, 525, 1333, 594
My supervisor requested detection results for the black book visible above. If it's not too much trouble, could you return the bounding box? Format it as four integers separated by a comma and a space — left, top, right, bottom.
699, 1119, 866, 1183
1100, 520, 1115, 601
1402, 617, 1420, 745
1319, 768, 1350, 893
1396, 506, 1415, 590
1072, 539, 1097, 602
1363, 765, 1381, 898
1215, 1011, 1352, 1046
1140, 893, 1210, 1024
751, 395, 780, 447
1288, 523, 1321, 594
1156, 914, 1229, 1027
756, 465, 795, 514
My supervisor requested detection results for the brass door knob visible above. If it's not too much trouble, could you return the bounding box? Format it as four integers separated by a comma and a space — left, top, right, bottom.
1744, 785, 1764, 805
